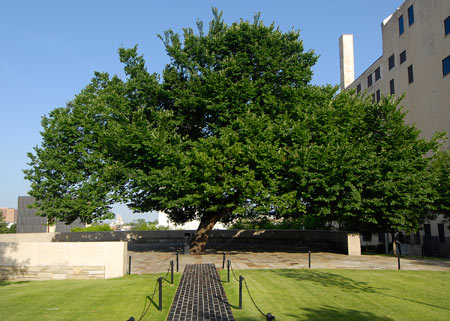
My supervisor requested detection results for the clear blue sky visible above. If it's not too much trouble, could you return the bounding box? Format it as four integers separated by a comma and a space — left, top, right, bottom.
0, 0, 404, 222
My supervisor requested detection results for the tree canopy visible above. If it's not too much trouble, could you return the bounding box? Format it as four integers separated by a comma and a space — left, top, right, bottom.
25, 10, 445, 253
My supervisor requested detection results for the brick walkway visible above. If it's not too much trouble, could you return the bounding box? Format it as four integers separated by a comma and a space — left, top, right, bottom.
167, 264, 235, 321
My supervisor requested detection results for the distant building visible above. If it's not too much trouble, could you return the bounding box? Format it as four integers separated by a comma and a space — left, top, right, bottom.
339, 0, 450, 256
16, 196, 84, 233
0, 208, 17, 225
157, 211, 226, 230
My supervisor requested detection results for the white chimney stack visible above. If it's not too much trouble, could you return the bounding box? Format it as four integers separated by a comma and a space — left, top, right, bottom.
339, 34, 355, 91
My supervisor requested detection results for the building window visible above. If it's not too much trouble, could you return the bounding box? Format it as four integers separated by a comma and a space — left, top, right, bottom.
376, 89, 380, 103
389, 54, 395, 70
445, 16, 450, 36
378, 232, 385, 243
408, 5, 414, 26
390, 79, 395, 95
375, 67, 381, 81
438, 224, 445, 243
424, 224, 431, 238
363, 233, 372, 242
367, 74, 373, 87
399, 15, 404, 35
408, 64, 414, 83
443, 55, 450, 77
400, 50, 407, 64
356, 83, 361, 93
371, 93, 376, 103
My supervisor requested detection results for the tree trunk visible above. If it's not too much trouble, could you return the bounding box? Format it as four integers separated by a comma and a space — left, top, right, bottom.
190, 210, 226, 255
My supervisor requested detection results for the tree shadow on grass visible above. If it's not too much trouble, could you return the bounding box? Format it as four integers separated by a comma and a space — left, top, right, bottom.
296, 306, 395, 321
266, 269, 379, 293
0, 280, 30, 287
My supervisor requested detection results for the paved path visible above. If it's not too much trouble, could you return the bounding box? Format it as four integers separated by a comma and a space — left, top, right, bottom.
167, 264, 234, 321
129, 250, 450, 274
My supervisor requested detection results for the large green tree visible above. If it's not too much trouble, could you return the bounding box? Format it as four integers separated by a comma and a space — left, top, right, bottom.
429, 150, 450, 219
25, 10, 443, 253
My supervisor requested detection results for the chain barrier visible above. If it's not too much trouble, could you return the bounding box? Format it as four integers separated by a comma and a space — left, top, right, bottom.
131, 257, 176, 321
228, 260, 273, 320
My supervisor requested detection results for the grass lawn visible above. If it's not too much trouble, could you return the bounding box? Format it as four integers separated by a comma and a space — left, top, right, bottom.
1, 269, 449, 321
0, 272, 181, 321
219, 269, 450, 321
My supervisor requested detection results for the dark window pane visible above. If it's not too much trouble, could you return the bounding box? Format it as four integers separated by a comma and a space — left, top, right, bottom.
408, 64, 414, 83
438, 224, 445, 243
378, 232, 385, 243
363, 233, 372, 242
399, 15, 404, 35
400, 50, 407, 64
389, 54, 395, 70
356, 84, 361, 93
443, 55, 450, 77
376, 89, 380, 103
408, 5, 414, 26
367, 74, 373, 87
375, 67, 381, 81
390, 79, 395, 94
424, 224, 431, 238
445, 16, 450, 36
371, 93, 375, 103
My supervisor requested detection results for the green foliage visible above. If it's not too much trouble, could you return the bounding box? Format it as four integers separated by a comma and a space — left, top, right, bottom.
0, 210, 16, 234
0, 210, 8, 234
7, 223, 16, 234
71, 224, 113, 232
24, 9, 444, 238
428, 150, 450, 218
129, 219, 169, 231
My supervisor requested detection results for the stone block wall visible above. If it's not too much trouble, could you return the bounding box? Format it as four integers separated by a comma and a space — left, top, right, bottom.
0, 265, 105, 281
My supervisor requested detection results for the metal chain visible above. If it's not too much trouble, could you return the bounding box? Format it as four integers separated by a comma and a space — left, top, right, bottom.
229, 261, 240, 282
137, 259, 173, 321
243, 278, 267, 318
229, 260, 267, 317
137, 278, 159, 321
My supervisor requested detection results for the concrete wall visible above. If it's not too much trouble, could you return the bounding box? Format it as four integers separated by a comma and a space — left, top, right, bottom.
0, 241, 127, 280
0, 230, 361, 255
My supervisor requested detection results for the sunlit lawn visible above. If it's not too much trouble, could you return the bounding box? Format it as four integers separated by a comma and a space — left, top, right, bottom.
1, 269, 450, 320
220, 269, 450, 321
0, 273, 180, 321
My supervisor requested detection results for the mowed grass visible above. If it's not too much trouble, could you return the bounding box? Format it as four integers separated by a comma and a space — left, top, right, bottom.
0, 273, 181, 321
219, 269, 450, 321
1, 269, 449, 321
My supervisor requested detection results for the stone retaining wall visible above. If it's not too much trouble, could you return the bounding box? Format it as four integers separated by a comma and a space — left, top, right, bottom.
0, 265, 105, 281
0, 230, 361, 255
0, 241, 127, 280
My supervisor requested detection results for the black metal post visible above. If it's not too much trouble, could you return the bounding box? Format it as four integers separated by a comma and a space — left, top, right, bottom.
421, 244, 424, 259
176, 251, 179, 272
128, 255, 131, 275
227, 259, 230, 282
308, 251, 311, 269
266, 313, 276, 320
170, 260, 174, 284
222, 252, 226, 269
158, 277, 163, 311
239, 276, 243, 309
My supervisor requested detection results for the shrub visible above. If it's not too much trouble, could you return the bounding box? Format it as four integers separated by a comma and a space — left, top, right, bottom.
71, 224, 113, 232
